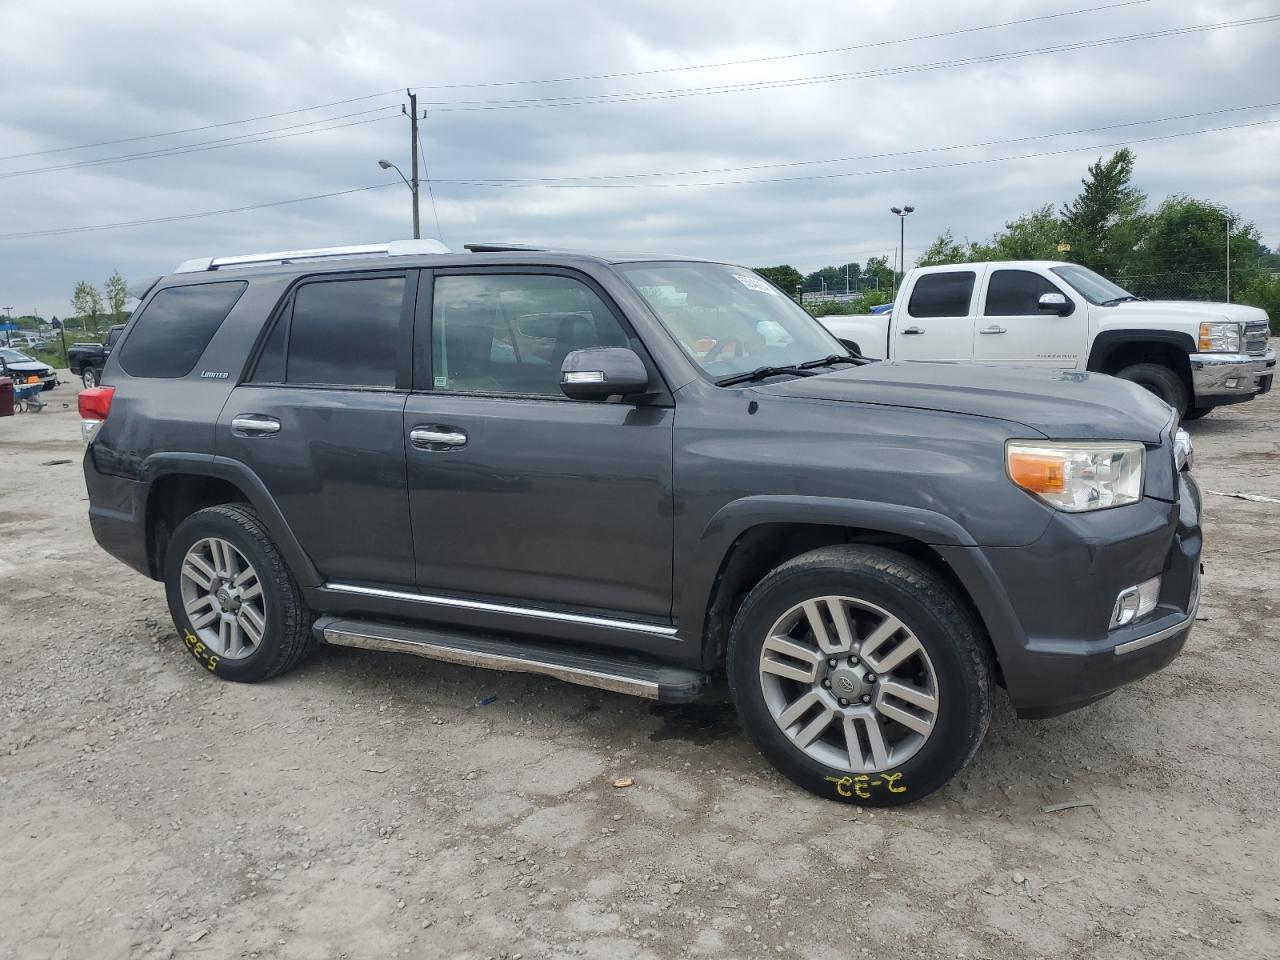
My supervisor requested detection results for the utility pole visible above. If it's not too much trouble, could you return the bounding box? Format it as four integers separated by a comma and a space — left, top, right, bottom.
2, 306, 11, 347
1225, 215, 1232, 302
405, 89, 421, 240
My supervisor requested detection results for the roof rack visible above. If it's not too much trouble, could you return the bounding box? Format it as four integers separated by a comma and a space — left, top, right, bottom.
463, 242, 549, 253
173, 239, 451, 274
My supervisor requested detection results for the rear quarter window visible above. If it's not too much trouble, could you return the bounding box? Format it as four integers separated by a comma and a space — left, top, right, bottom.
118, 281, 247, 378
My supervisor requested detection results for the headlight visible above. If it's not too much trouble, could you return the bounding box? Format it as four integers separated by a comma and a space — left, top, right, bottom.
1007, 441, 1144, 512
1199, 320, 1241, 352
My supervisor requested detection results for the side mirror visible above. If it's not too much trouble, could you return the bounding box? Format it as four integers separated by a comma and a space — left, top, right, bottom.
560, 347, 650, 401
1038, 292, 1073, 316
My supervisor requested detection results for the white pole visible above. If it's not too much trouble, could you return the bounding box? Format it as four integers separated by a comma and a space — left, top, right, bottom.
1225, 216, 1232, 302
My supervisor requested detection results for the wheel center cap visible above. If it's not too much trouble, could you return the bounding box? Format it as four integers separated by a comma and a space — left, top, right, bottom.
828, 664, 871, 700
215, 586, 237, 610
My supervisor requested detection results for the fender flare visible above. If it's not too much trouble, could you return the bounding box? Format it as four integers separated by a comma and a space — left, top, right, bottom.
676, 495, 978, 644
139, 452, 321, 586
1086, 329, 1196, 373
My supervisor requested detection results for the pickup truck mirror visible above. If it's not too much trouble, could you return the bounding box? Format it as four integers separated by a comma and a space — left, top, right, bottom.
560, 347, 650, 401
1038, 292, 1073, 316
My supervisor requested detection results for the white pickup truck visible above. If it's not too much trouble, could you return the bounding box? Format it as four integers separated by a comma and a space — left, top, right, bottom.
820, 260, 1275, 419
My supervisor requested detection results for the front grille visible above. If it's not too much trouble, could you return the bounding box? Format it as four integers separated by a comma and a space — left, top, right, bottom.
1245, 320, 1270, 356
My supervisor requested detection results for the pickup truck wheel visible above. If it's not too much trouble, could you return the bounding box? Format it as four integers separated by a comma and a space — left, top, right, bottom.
727, 545, 993, 806
81, 368, 97, 389
163, 503, 315, 682
1114, 363, 1189, 414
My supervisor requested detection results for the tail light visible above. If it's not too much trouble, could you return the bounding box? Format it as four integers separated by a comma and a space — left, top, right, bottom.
78, 386, 115, 443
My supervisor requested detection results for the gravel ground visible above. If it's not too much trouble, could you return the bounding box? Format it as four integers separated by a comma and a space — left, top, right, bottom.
1, 371, 1277, 960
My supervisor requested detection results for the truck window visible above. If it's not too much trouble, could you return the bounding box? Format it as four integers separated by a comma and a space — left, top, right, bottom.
118, 281, 247, 378
907, 272, 975, 318
285, 276, 404, 388
984, 270, 1062, 316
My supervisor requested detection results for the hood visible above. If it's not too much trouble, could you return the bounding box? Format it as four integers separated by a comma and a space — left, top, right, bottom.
757, 361, 1172, 442
1110, 300, 1267, 325
3, 360, 51, 375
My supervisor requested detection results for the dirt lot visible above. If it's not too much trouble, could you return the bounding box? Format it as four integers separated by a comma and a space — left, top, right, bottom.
1, 373, 1277, 960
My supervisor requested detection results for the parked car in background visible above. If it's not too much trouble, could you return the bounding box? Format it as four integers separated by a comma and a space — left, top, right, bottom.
67, 324, 126, 388
0, 346, 59, 391
81, 240, 1201, 806
821, 261, 1274, 420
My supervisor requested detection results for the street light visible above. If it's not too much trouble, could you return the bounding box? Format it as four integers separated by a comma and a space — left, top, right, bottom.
890, 205, 915, 300
378, 159, 420, 239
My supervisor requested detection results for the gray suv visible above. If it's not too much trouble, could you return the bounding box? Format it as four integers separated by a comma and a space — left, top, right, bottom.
81, 240, 1202, 806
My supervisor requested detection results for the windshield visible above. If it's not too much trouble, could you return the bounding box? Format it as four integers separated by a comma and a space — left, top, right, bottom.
1050, 264, 1135, 305
1, 348, 35, 363
618, 261, 848, 381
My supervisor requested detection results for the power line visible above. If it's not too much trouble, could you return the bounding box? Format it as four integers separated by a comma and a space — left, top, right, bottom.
0, 89, 404, 162
426, 100, 1280, 184
410, 0, 1155, 90
0, 107, 402, 179
416, 16, 1280, 112
428, 116, 1280, 188
0, 183, 399, 241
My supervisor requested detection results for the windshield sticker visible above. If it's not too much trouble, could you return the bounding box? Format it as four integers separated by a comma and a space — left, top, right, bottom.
731, 274, 782, 297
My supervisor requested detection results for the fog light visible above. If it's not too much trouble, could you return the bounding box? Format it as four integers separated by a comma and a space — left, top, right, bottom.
1111, 576, 1161, 628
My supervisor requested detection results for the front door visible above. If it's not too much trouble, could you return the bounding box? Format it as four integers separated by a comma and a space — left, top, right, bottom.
403, 268, 674, 620
217, 270, 416, 585
973, 268, 1087, 368
893, 269, 977, 362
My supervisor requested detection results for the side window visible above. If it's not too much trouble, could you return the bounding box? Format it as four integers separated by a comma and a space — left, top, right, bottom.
906, 272, 976, 318
285, 276, 404, 387
117, 281, 246, 378
985, 270, 1062, 316
429, 274, 630, 397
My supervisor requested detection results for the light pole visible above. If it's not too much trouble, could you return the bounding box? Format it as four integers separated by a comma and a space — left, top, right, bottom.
2, 306, 11, 347
890, 206, 914, 300
1225, 214, 1233, 303
378, 159, 419, 240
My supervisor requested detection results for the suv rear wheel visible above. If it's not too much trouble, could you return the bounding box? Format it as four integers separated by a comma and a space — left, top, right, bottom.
727, 545, 993, 806
163, 503, 315, 682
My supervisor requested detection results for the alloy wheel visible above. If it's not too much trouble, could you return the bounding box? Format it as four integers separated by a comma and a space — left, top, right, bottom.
178, 537, 267, 659
758, 596, 939, 772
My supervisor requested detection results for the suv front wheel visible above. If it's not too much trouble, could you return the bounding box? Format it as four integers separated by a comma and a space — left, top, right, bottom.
163, 503, 315, 682
728, 545, 994, 806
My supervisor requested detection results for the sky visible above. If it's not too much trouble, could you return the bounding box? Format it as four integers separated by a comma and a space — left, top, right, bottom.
1, 0, 1278, 320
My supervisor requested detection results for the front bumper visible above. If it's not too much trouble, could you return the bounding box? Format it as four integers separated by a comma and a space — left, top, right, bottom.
940, 467, 1202, 719
1190, 347, 1275, 405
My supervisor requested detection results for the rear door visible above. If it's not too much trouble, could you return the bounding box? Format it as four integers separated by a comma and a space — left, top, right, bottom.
403, 267, 675, 620
217, 270, 416, 585
973, 268, 1087, 367
893, 270, 977, 362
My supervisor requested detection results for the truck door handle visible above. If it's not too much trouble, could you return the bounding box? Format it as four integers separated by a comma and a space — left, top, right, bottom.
978, 325, 1007, 335
231, 415, 281, 436
901, 326, 925, 336
410, 426, 468, 449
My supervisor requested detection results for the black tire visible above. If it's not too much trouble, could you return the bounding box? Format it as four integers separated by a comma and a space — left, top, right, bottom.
727, 545, 994, 807
81, 367, 97, 389
1181, 405, 1212, 421
163, 503, 315, 682
1114, 362, 1189, 414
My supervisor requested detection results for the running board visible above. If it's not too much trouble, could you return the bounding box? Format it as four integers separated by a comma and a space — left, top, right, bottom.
316, 617, 706, 702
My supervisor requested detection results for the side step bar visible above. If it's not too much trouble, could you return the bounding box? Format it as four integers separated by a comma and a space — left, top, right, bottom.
316, 617, 706, 703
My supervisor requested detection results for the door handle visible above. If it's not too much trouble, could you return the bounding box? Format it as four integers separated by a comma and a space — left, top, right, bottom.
978, 325, 1008, 335
901, 326, 925, 335
410, 426, 468, 449
231, 415, 281, 436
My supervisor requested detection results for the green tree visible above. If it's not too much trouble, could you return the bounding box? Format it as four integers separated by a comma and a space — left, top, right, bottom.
861, 255, 894, 293
104, 270, 129, 321
1060, 148, 1146, 275
987, 205, 1064, 260
71, 281, 105, 338
753, 265, 803, 297
916, 229, 976, 267
1124, 196, 1266, 301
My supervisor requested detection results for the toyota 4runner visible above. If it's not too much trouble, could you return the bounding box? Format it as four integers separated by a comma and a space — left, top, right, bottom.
81, 240, 1202, 806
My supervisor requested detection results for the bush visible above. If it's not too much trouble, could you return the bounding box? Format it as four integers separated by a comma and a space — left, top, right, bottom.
1238, 274, 1280, 334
